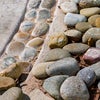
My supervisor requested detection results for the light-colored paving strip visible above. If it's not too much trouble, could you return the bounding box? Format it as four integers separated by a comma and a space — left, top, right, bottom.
0, 0, 28, 56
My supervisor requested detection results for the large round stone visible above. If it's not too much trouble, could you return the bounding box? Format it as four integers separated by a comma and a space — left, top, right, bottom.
63, 43, 89, 55
46, 57, 80, 76
60, 76, 90, 100
43, 75, 69, 100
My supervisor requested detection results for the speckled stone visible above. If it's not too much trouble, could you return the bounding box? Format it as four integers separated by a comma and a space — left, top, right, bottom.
48, 33, 68, 49
60, 76, 90, 100
46, 57, 80, 76
95, 17, 100, 28
43, 75, 69, 100
77, 67, 96, 87
43, 48, 71, 62
96, 40, 100, 48
63, 43, 89, 55
64, 13, 87, 26
32, 22, 49, 37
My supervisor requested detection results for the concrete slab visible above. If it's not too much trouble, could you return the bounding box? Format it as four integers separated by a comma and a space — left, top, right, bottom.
0, 0, 28, 56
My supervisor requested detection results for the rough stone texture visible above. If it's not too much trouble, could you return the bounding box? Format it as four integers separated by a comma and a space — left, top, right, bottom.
60, 76, 90, 100
0, 0, 28, 55
95, 17, 100, 28
96, 40, 100, 48
43, 75, 69, 99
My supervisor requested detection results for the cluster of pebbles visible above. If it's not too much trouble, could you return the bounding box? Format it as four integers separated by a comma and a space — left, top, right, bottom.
0, 0, 100, 100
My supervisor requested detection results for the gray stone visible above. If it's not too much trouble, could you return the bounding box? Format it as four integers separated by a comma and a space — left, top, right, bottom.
64, 29, 82, 41
46, 57, 80, 76
41, 0, 56, 9
98, 81, 100, 89
82, 28, 100, 43
63, 43, 89, 55
96, 40, 100, 48
19, 47, 37, 61
20, 21, 35, 33
31, 22, 49, 37
60, 1, 78, 13
36, 8, 51, 21
60, 76, 90, 100
43, 75, 69, 100
77, 67, 96, 87
64, 13, 87, 26
27, 0, 41, 9
0, 87, 23, 100
71, 0, 81, 4
43, 48, 71, 62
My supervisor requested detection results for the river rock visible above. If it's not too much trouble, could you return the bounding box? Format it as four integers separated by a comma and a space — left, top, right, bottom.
77, 67, 96, 87
25, 9, 37, 20
6, 41, 25, 56
32, 62, 53, 78
43, 48, 71, 62
95, 17, 100, 28
40, 0, 56, 9
98, 81, 100, 89
63, 43, 89, 55
64, 13, 87, 26
0, 77, 15, 91
46, 57, 80, 76
80, 7, 100, 17
60, 76, 90, 100
26, 37, 44, 48
20, 21, 35, 33
96, 40, 100, 48
36, 8, 50, 21
43, 75, 69, 99
48, 33, 68, 49
75, 22, 92, 32
19, 47, 37, 61
0, 87, 23, 100
0, 62, 30, 79
88, 15, 100, 26
83, 48, 100, 64
79, 0, 100, 8
82, 28, 100, 43
60, 1, 78, 13
65, 29, 82, 42
32, 22, 49, 37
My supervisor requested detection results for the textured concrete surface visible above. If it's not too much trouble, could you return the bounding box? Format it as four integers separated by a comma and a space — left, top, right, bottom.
0, 0, 28, 55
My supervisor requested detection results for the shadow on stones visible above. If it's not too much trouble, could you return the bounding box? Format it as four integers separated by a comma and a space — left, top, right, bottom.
23, 93, 30, 100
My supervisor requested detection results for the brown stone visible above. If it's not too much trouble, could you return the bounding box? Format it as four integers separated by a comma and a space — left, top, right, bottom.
95, 17, 100, 28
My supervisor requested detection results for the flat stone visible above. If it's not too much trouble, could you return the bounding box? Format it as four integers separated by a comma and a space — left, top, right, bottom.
26, 37, 44, 48
64, 29, 82, 41
27, 0, 41, 9
88, 15, 100, 26
95, 17, 100, 28
46, 57, 80, 76
40, 0, 56, 9
79, 0, 100, 8
96, 40, 100, 48
29, 89, 54, 100
42, 48, 71, 62
63, 43, 89, 55
64, 13, 87, 26
36, 8, 51, 21
5, 41, 25, 56
60, 1, 78, 13
32, 62, 53, 79
82, 28, 100, 43
98, 81, 100, 89
31, 22, 49, 37
19, 21, 35, 33
19, 47, 37, 61
13, 32, 30, 42
75, 22, 92, 32
25, 9, 37, 20
60, 76, 90, 100
43, 75, 69, 99
80, 7, 100, 17
83, 48, 100, 64
0, 77, 15, 91
0, 87, 23, 100
77, 67, 96, 87
0, 62, 30, 79
48, 33, 68, 49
